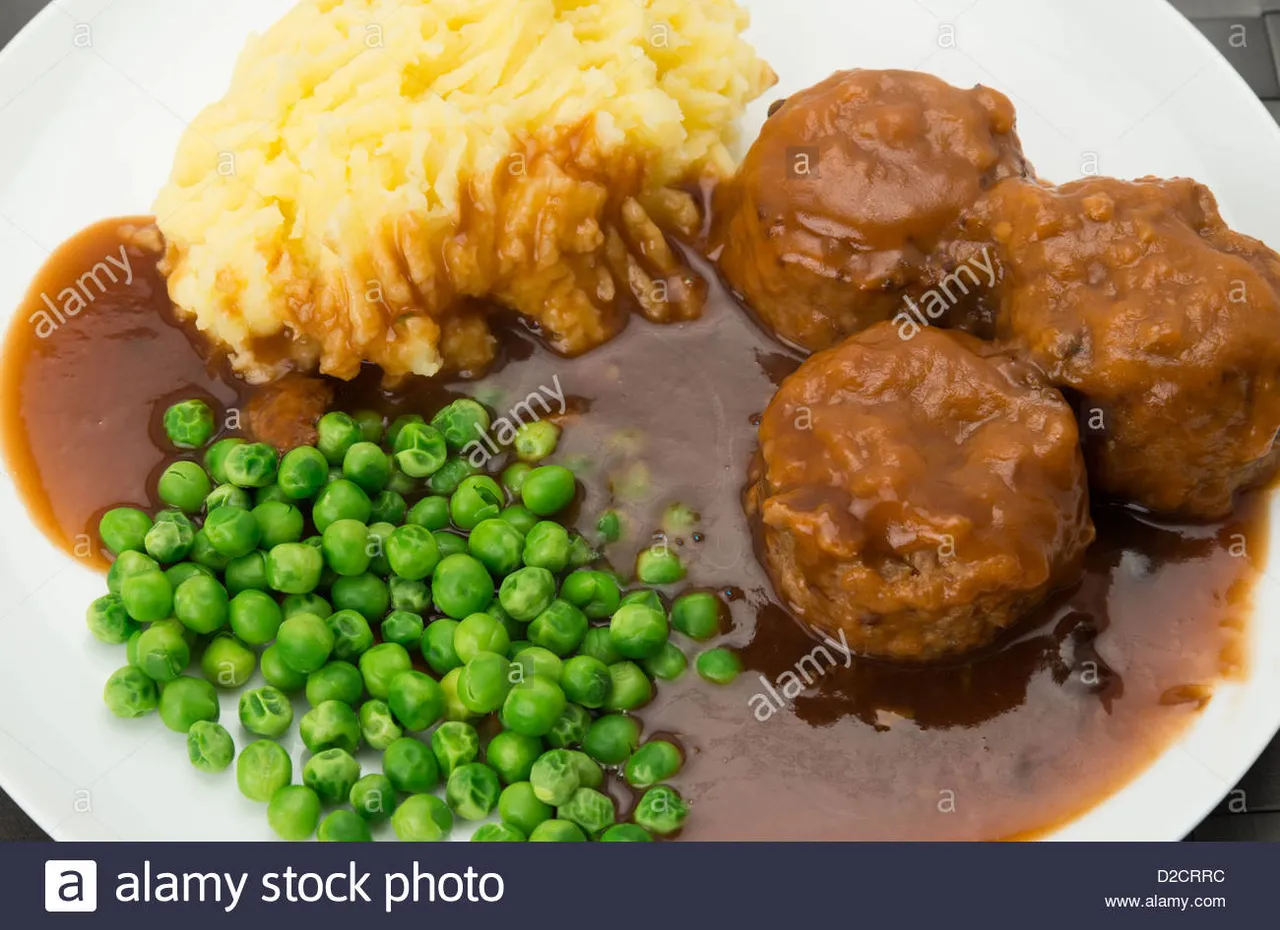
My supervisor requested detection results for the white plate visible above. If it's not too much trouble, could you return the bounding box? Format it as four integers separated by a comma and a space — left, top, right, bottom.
1, 0, 1278, 841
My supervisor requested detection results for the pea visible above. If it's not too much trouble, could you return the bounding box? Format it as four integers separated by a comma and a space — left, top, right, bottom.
387, 524, 441, 580
316, 412, 362, 465
305, 661, 364, 707
349, 773, 397, 821
391, 794, 452, 841
384, 737, 440, 793
157, 461, 211, 513
528, 599, 588, 656
621, 589, 664, 612
158, 676, 219, 733
180, 720, 233, 775
446, 763, 502, 820
609, 602, 669, 659
223, 442, 278, 489
201, 633, 256, 688
457, 651, 512, 714
358, 699, 403, 751
99, 507, 152, 556
251, 500, 303, 548
513, 420, 560, 463
560, 570, 622, 619
431, 720, 480, 776
300, 700, 362, 754
559, 655, 612, 708
420, 618, 463, 675
511, 646, 563, 684
265, 542, 324, 594
453, 612, 510, 664
385, 414, 424, 449
317, 809, 372, 843
604, 661, 653, 711
381, 609, 425, 646
530, 748, 580, 805
267, 785, 322, 841
304, 749, 362, 805
204, 438, 244, 485
229, 589, 283, 645
326, 608, 375, 660
697, 647, 743, 685
559, 787, 615, 836
260, 644, 307, 693
427, 457, 481, 495
393, 422, 448, 478
86, 594, 138, 645
583, 714, 640, 765
449, 475, 504, 530
204, 484, 251, 513
173, 574, 228, 634
107, 550, 158, 596
634, 785, 688, 835
359, 642, 412, 699
643, 641, 688, 680
473, 823, 525, 842
636, 544, 686, 584
625, 740, 683, 788
342, 441, 390, 494
520, 465, 576, 516
406, 495, 450, 531
498, 566, 556, 621
431, 554, 494, 618
370, 489, 407, 524
501, 676, 567, 737
164, 560, 212, 590
276, 612, 335, 674
134, 620, 190, 681
432, 398, 491, 450
282, 592, 331, 620
467, 518, 525, 576
486, 731, 543, 784
433, 530, 469, 559
312, 480, 372, 533
163, 399, 215, 449
595, 510, 622, 544
545, 702, 592, 749
498, 504, 538, 536
102, 665, 158, 718
580, 627, 623, 666
567, 534, 599, 569
277, 445, 329, 499
600, 823, 653, 842
387, 670, 445, 731
239, 686, 294, 738
388, 576, 429, 614
224, 551, 269, 594
255, 483, 291, 507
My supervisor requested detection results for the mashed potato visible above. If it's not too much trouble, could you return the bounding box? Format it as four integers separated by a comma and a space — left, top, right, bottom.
154, 0, 774, 382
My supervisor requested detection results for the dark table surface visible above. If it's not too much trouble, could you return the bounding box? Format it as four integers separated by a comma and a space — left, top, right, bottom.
2, 0, 1279, 842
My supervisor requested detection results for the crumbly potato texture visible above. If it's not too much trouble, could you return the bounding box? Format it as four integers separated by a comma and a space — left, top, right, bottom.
155, 0, 774, 382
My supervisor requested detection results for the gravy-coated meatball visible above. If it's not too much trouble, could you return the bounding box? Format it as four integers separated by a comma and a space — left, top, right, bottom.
954, 176, 1280, 518
714, 69, 1030, 351
747, 324, 1094, 661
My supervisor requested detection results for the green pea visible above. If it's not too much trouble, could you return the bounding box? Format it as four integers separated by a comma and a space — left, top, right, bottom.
498, 504, 538, 535
260, 644, 307, 693
303, 748, 361, 805
385, 414, 424, 449
486, 731, 543, 784
282, 592, 331, 620
427, 456, 481, 495
164, 560, 212, 590
163, 399, 215, 449
204, 484, 251, 513
644, 641, 688, 680
519, 522, 568, 573
268, 785, 322, 841
388, 670, 445, 731
559, 655, 612, 708
501, 463, 532, 496
384, 737, 440, 793
238, 685, 294, 738
103, 665, 158, 718
276, 612, 334, 674
621, 589, 664, 612
626, 741, 683, 789
296, 700, 359, 755
595, 510, 622, 544
446, 762, 501, 820
696, 647, 742, 685
121, 570, 173, 623
530, 748, 580, 805
317, 809, 372, 843
388, 577, 430, 614
545, 702, 592, 749
453, 612, 510, 664
600, 823, 653, 842
513, 420, 560, 463
381, 609, 425, 647
406, 495, 450, 531
636, 544, 686, 584
342, 441, 390, 494
187, 720, 235, 773
349, 773, 397, 821
634, 785, 688, 835
467, 518, 525, 576
567, 534, 599, 569
99, 507, 153, 556
520, 465, 576, 516
265, 542, 324, 594
580, 627, 623, 666
86, 594, 138, 645
158, 675, 219, 733
201, 633, 256, 688
431, 721, 480, 776
558, 786, 615, 836
326, 608, 375, 661
569, 750, 604, 788
107, 550, 158, 596
223, 442, 278, 489
387, 524, 441, 580
173, 574, 228, 634
447, 475, 503, 531
501, 676, 567, 738
420, 618, 463, 675
393, 422, 448, 478
609, 602, 669, 659
359, 642, 412, 699
511, 646, 563, 684
432, 398, 491, 450
254, 484, 290, 506
133, 620, 189, 682
457, 651, 512, 714
358, 699, 402, 751
312, 479, 373, 533
498, 781, 552, 835
158, 461, 212, 514
583, 714, 640, 765
433, 530, 469, 559
228, 589, 283, 645
316, 412, 362, 465
391, 794, 451, 841
431, 554, 494, 618
604, 661, 653, 711
224, 551, 268, 594
498, 567, 556, 622
142, 511, 193, 564
305, 661, 363, 707
320, 519, 370, 576
369, 488, 407, 524
251, 500, 303, 549
277, 446, 329, 499
199, 507, 257, 559
560, 569, 622, 619
204, 438, 244, 485
528, 599, 588, 656
472, 823, 526, 842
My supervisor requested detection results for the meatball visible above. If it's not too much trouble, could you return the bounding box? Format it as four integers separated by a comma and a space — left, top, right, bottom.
953, 176, 1280, 518
713, 69, 1030, 351
246, 374, 333, 452
746, 324, 1094, 661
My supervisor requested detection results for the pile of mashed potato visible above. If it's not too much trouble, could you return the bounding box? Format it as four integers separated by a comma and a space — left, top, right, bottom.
154, 0, 774, 382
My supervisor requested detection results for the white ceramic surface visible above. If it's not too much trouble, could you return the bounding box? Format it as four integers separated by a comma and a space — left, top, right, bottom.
0, 0, 1277, 840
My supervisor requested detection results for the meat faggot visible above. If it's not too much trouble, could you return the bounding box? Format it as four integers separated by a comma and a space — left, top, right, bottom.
954, 177, 1280, 519
747, 324, 1094, 661
713, 69, 1030, 351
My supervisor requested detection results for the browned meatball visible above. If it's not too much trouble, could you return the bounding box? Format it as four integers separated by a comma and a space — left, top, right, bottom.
952, 176, 1280, 518
713, 69, 1030, 351
747, 323, 1094, 661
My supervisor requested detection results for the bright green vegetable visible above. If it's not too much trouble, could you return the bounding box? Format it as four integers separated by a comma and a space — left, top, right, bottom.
305, 661, 364, 707
201, 633, 256, 688
238, 686, 294, 738
203, 438, 244, 485
318, 809, 373, 842
103, 665, 158, 718
349, 773, 396, 821
359, 642, 412, 700
406, 495, 450, 531
472, 823, 525, 842
600, 823, 652, 842
502, 675, 567, 738
671, 591, 722, 640
559, 655, 612, 708
431, 721, 480, 775
498, 567, 556, 622
431, 554, 494, 618
120, 569, 173, 623
173, 574, 228, 634
467, 518, 524, 576
528, 599, 588, 656
486, 731, 543, 785
609, 602, 669, 659
275, 612, 335, 674
625, 740, 683, 788
387, 670, 445, 731
498, 781, 552, 836
251, 500, 303, 548
144, 511, 195, 563
530, 748, 580, 806
545, 702, 591, 749
342, 441, 390, 494
636, 545, 686, 584
583, 714, 640, 765
133, 621, 190, 682
386, 524, 441, 580
326, 608, 375, 660
304, 749, 361, 805
277, 446, 329, 500
633, 785, 688, 835
321, 518, 374, 576
696, 647, 743, 685
330, 573, 389, 622
446, 763, 502, 820
528, 819, 586, 842
391, 794, 452, 841
643, 642, 688, 681
520, 465, 576, 516
383, 737, 439, 793
268, 785, 322, 841
260, 644, 307, 693
513, 420, 560, 463
392, 422, 448, 478
163, 400, 215, 450
224, 551, 268, 594
558, 787, 615, 836
312, 479, 372, 533
228, 589, 283, 645
187, 720, 234, 773
453, 612, 510, 664
604, 661, 652, 711
560, 570, 622, 619
316, 412, 363, 465
381, 609, 424, 646
357, 699, 403, 751
457, 651, 513, 714
86, 594, 138, 645
265, 542, 324, 594
420, 618, 463, 675
449, 475, 504, 530
223, 442, 278, 489
158, 676, 219, 733
432, 399, 491, 451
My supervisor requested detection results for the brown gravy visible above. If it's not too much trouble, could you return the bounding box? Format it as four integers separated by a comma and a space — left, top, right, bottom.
1, 218, 1265, 839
